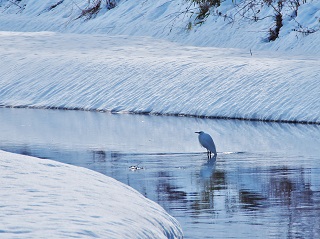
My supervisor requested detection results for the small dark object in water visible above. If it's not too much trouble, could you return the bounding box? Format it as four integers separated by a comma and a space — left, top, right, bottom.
129, 165, 143, 171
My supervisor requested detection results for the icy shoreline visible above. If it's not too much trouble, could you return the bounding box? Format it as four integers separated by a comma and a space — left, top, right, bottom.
0, 150, 183, 239
1, 105, 319, 125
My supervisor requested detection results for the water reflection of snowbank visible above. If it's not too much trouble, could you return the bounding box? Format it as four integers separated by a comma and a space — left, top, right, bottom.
1, 108, 319, 238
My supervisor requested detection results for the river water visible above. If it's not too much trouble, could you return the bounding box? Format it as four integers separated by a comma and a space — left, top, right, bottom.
1, 108, 319, 238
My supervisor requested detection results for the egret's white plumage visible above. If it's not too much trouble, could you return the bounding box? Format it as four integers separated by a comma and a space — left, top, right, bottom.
195, 131, 217, 158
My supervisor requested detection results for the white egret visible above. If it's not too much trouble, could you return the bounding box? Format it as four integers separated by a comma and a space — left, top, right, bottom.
195, 131, 217, 158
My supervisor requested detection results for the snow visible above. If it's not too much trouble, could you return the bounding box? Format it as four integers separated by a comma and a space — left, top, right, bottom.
0, 150, 183, 238
0, 1, 319, 236
0, 0, 319, 123
0, 0, 319, 53
0, 31, 319, 123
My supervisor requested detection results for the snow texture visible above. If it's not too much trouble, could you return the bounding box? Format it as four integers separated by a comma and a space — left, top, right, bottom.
0, 31, 319, 123
0, 0, 320, 123
0, 150, 183, 239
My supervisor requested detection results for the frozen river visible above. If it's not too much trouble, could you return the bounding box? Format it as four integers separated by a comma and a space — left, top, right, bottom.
1, 108, 319, 238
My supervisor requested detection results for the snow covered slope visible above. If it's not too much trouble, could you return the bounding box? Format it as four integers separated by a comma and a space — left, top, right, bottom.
0, 0, 319, 54
0, 0, 319, 123
0, 150, 183, 239
0, 31, 319, 123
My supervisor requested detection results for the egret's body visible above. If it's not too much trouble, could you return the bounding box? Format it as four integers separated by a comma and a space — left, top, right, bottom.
195, 131, 217, 158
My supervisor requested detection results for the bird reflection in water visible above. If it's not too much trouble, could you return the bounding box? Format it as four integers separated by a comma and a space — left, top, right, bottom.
200, 155, 217, 180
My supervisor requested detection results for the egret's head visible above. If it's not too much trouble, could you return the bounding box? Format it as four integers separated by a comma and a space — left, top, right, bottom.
195, 131, 203, 134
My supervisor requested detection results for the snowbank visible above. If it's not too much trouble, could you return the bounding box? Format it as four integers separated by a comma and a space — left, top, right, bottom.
0, 0, 319, 54
0, 0, 319, 123
0, 150, 183, 239
0, 31, 319, 123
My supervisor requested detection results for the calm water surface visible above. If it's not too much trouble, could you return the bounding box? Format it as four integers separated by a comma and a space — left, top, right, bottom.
1, 108, 319, 238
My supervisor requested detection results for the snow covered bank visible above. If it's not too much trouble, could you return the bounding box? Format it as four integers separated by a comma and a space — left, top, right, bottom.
0, 31, 319, 124
0, 1, 319, 123
0, 150, 183, 238
0, 0, 319, 54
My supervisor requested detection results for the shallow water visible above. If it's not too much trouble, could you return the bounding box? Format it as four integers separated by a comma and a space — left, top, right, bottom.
1, 108, 319, 238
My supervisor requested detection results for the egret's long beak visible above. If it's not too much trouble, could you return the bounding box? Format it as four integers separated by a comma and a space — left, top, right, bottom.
195, 131, 200, 134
